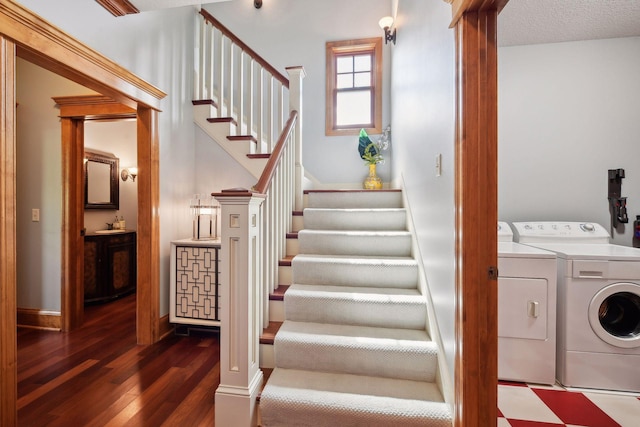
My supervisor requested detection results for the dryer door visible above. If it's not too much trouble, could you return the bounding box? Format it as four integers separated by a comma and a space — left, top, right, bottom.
588, 282, 640, 349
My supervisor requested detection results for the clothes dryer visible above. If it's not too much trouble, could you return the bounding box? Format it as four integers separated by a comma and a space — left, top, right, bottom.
513, 221, 640, 392
497, 222, 558, 384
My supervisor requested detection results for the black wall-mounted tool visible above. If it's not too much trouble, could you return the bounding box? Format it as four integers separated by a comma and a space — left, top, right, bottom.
608, 168, 628, 228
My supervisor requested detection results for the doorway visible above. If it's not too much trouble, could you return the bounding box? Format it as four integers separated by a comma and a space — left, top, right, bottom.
55, 94, 138, 329
2, 3, 165, 424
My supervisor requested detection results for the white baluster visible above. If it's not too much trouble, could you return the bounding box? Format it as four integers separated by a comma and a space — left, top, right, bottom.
287, 66, 306, 211
228, 42, 235, 120
216, 33, 224, 117
238, 51, 244, 134
248, 59, 255, 140
257, 67, 264, 153
205, 23, 214, 100
267, 75, 274, 151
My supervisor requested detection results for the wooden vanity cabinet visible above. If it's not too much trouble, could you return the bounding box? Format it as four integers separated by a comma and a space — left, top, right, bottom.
84, 231, 137, 304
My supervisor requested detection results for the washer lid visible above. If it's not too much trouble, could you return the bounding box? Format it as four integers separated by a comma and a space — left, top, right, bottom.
525, 243, 640, 261
498, 242, 556, 259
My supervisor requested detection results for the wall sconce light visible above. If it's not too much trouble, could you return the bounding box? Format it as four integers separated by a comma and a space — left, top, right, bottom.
121, 167, 138, 182
254, 0, 262, 9
379, 16, 396, 45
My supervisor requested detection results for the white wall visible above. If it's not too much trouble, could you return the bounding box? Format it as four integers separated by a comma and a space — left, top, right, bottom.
84, 120, 138, 233
498, 37, 640, 246
15, 59, 95, 311
203, 0, 393, 187
16, 0, 198, 315
391, 0, 457, 390
194, 126, 256, 197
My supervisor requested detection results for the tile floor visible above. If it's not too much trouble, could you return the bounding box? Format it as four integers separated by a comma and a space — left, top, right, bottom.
498, 381, 640, 427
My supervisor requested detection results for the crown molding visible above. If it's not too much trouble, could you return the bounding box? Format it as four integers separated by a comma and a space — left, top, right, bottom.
95, 0, 139, 17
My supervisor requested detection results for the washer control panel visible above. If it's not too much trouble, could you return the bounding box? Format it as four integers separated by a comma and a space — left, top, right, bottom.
512, 221, 610, 244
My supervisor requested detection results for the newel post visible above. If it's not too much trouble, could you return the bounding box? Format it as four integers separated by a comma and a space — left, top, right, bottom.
213, 189, 265, 427
286, 66, 306, 211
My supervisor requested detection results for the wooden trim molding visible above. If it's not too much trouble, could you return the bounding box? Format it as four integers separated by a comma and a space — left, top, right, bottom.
17, 308, 62, 330
158, 314, 173, 341
95, 0, 139, 17
60, 116, 85, 332
449, 0, 508, 26
453, 6, 500, 427
0, 35, 18, 427
54, 95, 136, 120
1, 3, 166, 422
324, 37, 383, 136
136, 106, 161, 345
0, 1, 164, 110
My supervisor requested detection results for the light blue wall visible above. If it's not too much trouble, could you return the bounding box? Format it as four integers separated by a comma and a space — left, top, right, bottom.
16, 0, 198, 314
498, 37, 640, 246
16, 59, 94, 311
391, 0, 457, 385
203, 0, 393, 187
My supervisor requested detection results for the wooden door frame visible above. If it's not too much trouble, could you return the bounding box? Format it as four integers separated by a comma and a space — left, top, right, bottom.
55, 95, 137, 331
1, 2, 165, 424
449, 1, 508, 426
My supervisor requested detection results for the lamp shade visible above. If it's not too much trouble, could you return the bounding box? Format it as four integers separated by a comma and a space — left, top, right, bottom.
378, 16, 394, 30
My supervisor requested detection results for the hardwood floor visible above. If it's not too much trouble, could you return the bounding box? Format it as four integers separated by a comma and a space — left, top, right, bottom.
17, 294, 220, 426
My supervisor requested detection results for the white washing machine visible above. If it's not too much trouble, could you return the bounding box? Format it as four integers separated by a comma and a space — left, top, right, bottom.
497, 222, 558, 384
513, 221, 640, 392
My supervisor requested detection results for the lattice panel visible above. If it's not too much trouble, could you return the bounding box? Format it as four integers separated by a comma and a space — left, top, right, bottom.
174, 246, 220, 321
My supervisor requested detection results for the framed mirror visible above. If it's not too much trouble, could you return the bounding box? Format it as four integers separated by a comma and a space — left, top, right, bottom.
84, 150, 119, 210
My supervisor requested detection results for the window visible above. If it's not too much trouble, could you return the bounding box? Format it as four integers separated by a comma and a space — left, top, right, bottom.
326, 38, 382, 136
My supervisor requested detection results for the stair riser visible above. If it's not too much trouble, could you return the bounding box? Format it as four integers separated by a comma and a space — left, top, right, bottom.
269, 299, 285, 322
305, 191, 403, 209
303, 209, 406, 231
292, 215, 304, 233
286, 238, 298, 256
260, 343, 275, 369
298, 232, 412, 257
278, 265, 292, 285
275, 338, 437, 382
292, 258, 418, 289
285, 297, 426, 330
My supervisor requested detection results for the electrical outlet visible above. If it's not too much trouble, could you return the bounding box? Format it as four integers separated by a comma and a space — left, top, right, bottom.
435, 153, 442, 177
32, 208, 40, 222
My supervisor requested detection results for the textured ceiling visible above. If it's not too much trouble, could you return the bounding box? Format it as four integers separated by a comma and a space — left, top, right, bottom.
128, 0, 640, 47
499, 0, 640, 47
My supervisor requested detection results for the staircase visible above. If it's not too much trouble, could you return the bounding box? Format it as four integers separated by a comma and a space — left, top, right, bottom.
259, 190, 452, 427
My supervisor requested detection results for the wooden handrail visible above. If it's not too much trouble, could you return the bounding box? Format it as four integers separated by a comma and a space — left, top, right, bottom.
253, 110, 298, 194
200, 9, 289, 89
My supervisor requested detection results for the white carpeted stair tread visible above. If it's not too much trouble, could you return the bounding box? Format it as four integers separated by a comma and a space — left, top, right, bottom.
303, 208, 407, 231
285, 284, 427, 329
260, 368, 452, 427
292, 254, 418, 289
298, 229, 411, 257
275, 321, 438, 381
306, 190, 403, 209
